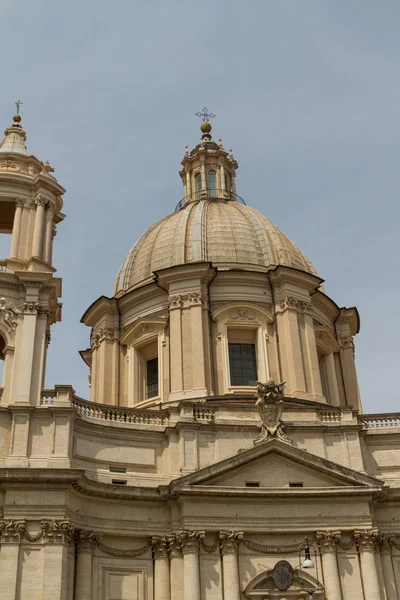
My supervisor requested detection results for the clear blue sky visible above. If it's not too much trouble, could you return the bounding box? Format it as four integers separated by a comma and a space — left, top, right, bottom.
1, 1, 399, 413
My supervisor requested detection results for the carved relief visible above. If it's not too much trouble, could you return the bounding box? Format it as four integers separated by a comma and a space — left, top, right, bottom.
0, 160, 20, 172
0, 520, 26, 542
75, 530, 100, 552
91, 326, 119, 349
151, 535, 169, 559
0, 296, 21, 332
169, 293, 204, 309
219, 530, 244, 555
177, 529, 205, 555
41, 520, 74, 544
316, 530, 341, 552
354, 529, 380, 551
254, 379, 291, 444
228, 308, 256, 321
277, 295, 313, 314
23, 301, 40, 314
135, 325, 156, 339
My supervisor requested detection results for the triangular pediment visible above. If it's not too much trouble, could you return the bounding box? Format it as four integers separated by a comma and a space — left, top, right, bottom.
170, 439, 382, 492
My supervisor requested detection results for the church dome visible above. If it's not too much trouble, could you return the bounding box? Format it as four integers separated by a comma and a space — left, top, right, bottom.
114, 198, 318, 294
115, 119, 318, 294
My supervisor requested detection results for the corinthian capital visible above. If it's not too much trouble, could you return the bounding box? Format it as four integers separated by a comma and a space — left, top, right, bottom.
177, 529, 205, 555
75, 530, 100, 553
316, 530, 341, 552
219, 530, 244, 555
151, 535, 169, 559
380, 532, 396, 551
0, 519, 26, 542
354, 529, 380, 552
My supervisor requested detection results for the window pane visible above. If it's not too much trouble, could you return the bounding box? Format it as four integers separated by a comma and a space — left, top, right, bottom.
228, 343, 257, 386
208, 171, 217, 198
195, 173, 202, 200
146, 357, 159, 399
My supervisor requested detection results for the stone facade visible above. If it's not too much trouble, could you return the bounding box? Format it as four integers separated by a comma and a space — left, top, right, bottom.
0, 114, 399, 599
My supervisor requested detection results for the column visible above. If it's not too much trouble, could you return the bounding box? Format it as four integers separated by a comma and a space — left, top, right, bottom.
325, 352, 341, 406
0, 520, 25, 600
180, 530, 203, 600
303, 313, 324, 398
220, 163, 226, 193
275, 296, 307, 396
169, 296, 183, 394
32, 195, 47, 259
43, 202, 54, 264
380, 534, 398, 600
316, 531, 342, 600
152, 536, 171, 600
220, 531, 242, 600
169, 535, 184, 600
75, 530, 98, 600
15, 299, 40, 404
354, 530, 381, 600
338, 332, 361, 411
189, 292, 206, 393
10, 198, 25, 259
200, 157, 207, 194
185, 170, 191, 201
42, 521, 73, 600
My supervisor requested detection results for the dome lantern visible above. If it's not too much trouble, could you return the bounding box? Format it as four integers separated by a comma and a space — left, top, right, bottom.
179, 108, 239, 209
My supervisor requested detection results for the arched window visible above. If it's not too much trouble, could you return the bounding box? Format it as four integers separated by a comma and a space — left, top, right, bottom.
195, 173, 202, 200
208, 171, 217, 198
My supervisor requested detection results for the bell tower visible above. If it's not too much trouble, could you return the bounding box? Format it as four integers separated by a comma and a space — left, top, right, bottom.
0, 110, 65, 406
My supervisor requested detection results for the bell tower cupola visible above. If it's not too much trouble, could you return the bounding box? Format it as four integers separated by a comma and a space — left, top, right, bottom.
0, 107, 65, 407
179, 108, 239, 209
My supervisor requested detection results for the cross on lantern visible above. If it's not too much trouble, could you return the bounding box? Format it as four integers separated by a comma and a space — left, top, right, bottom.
15, 100, 23, 115
195, 107, 215, 123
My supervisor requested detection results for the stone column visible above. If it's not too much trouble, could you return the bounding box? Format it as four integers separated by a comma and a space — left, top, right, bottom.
152, 536, 171, 600
43, 202, 54, 264
169, 534, 184, 600
220, 162, 226, 192
0, 520, 26, 600
189, 292, 206, 394
179, 530, 204, 600
75, 530, 99, 600
219, 531, 243, 600
32, 195, 47, 259
380, 534, 398, 600
200, 157, 207, 194
316, 531, 342, 600
10, 198, 25, 259
275, 295, 307, 396
354, 529, 381, 600
42, 520, 74, 600
338, 332, 361, 411
185, 169, 191, 201
169, 296, 183, 394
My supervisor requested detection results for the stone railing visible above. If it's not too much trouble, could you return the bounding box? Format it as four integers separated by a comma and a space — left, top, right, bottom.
41, 389, 57, 405
0, 260, 6, 272
361, 413, 400, 430
319, 410, 342, 423
70, 396, 169, 426
193, 406, 216, 422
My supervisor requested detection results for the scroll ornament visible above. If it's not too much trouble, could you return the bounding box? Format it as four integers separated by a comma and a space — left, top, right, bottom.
254, 379, 292, 444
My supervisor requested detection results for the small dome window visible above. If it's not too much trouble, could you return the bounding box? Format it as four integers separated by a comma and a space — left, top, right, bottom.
208, 171, 217, 198
195, 173, 202, 200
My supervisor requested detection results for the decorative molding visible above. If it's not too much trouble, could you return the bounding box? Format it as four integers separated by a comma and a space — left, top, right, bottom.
314, 327, 339, 354
354, 529, 380, 552
316, 530, 341, 552
41, 520, 74, 544
177, 529, 205, 555
91, 325, 119, 349
75, 530, 100, 552
35, 194, 48, 208
228, 308, 256, 321
135, 325, 156, 340
97, 539, 150, 557
0, 296, 21, 332
337, 333, 354, 350
151, 535, 169, 559
16, 197, 27, 208
277, 294, 313, 315
219, 530, 244, 555
0, 160, 20, 172
0, 520, 26, 542
168, 293, 204, 309
168, 533, 183, 557
23, 301, 40, 314
254, 379, 291, 444
380, 533, 396, 551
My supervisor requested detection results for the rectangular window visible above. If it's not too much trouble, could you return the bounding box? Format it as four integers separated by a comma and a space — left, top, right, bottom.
228, 342, 257, 386
245, 482, 260, 487
146, 357, 159, 399
289, 482, 303, 488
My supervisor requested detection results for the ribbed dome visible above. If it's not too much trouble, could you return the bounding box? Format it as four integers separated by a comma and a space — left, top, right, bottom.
114, 199, 318, 294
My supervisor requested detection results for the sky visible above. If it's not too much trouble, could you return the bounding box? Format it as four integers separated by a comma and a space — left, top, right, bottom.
1, 1, 399, 414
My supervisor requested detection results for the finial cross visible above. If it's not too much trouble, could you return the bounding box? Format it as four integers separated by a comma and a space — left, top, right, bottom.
195, 107, 215, 123
15, 100, 23, 115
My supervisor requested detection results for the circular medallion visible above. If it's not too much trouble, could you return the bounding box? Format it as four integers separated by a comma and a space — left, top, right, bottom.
272, 560, 294, 591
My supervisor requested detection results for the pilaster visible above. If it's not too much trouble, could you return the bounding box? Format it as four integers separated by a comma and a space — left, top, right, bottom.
219, 531, 243, 600
354, 529, 381, 600
316, 530, 342, 600
152, 536, 171, 600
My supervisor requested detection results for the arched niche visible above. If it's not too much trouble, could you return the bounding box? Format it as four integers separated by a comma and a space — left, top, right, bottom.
243, 568, 324, 599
